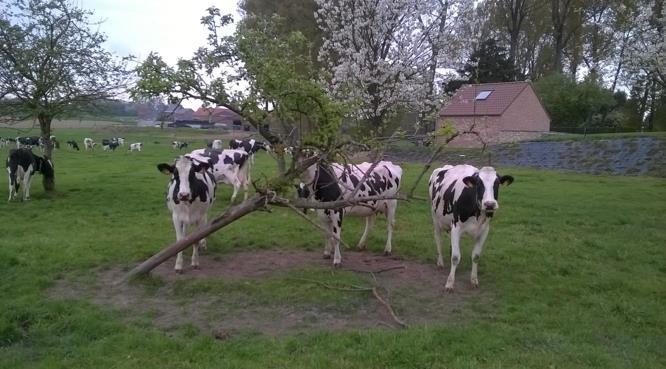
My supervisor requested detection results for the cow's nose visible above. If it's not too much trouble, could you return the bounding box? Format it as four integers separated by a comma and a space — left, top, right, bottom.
484, 201, 497, 210
178, 192, 190, 201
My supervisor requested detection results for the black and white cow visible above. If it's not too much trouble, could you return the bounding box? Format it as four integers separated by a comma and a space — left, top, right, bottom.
102, 140, 120, 151
157, 155, 216, 273
229, 138, 269, 158
301, 161, 403, 266
67, 140, 80, 151
129, 142, 142, 152
16, 136, 40, 149
429, 164, 514, 292
83, 138, 95, 150
6, 148, 54, 201
172, 141, 188, 150
188, 148, 250, 202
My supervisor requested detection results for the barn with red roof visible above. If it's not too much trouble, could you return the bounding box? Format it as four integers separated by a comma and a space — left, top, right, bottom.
438, 81, 550, 147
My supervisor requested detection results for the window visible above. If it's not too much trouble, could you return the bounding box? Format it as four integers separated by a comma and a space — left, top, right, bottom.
475, 90, 492, 100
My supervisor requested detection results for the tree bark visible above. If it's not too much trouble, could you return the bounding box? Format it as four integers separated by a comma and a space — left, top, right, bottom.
38, 114, 55, 192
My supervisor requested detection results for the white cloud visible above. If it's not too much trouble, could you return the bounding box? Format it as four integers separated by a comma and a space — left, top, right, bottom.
80, 0, 239, 108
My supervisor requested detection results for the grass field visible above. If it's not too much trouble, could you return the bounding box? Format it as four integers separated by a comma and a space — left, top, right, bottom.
0, 126, 665, 368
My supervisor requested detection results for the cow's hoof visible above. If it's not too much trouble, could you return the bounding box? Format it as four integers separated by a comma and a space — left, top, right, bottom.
471, 279, 479, 288
323, 254, 331, 259
175, 269, 183, 275
356, 246, 366, 251
383, 250, 392, 256
333, 263, 341, 268
445, 286, 454, 293
192, 265, 200, 270
436, 263, 445, 270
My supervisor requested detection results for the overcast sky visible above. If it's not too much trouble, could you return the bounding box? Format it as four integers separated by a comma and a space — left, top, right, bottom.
81, 0, 240, 108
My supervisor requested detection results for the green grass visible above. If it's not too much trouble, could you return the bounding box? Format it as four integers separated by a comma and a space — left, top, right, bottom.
0, 127, 665, 368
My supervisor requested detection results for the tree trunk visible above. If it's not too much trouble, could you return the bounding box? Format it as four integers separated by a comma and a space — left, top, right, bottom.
38, 114, 55, 192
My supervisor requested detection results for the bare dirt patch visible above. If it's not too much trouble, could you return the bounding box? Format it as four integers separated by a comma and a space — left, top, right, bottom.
51, 249, 492, 338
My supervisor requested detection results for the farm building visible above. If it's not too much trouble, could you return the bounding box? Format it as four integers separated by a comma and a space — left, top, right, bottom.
437, 81, 550, 147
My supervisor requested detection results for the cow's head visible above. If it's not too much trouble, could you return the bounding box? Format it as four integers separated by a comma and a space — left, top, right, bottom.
462, 166, 513, 214
35, 155, 54, 179
157, 156, 210, 202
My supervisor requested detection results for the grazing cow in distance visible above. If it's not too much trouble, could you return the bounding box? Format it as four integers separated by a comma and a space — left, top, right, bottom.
189, 148, 250, 202
83, 138, 95, 150
66, 140, 80, 151
429, 164, 514, 292
0, 137, 8, 149
103, 141, 120, 151
172, 141, 188, 150
6, 148, 54, 201
113, 137, 125, 146
157, 156, 216, 273
300, 161, 403, 266
129, 143, 142, 152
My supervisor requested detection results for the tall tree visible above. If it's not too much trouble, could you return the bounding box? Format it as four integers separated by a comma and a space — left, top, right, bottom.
550, 0, 584, 73
459, 39, 520, 83
239, 0, 323, 69
315, 0, 446, 135
0, 0, 130, 191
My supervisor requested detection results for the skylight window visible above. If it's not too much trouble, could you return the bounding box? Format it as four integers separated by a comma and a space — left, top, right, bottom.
475, 90, 493, 100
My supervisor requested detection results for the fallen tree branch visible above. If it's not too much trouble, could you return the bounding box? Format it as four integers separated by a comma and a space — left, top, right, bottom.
372, 287, 409, 328
288, 277, 373, 292
343, 265, 406, 274
119, 194, 269, 282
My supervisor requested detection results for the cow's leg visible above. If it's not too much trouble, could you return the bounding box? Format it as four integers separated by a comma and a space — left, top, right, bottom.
229, 180, 240, 203
433, 220, 445, 268
173, 216, 186, 273
445, 225, 462, 292
7, 168, 14, 201
470, 223, 491, 288
318, 210, 333, 259
198, 213, 208, 251
356, 215, 375, 251
383, 200, 397, 255
331, 210, 343, 266
22, 172, 32, 201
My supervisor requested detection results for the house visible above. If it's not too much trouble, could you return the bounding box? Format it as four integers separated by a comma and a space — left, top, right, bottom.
437, 81, 550, 147
194, 106, 246, 129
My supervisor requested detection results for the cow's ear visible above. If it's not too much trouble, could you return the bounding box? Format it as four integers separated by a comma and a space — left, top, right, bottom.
157, 163, 174, 175
462, 175, 477, 188
499, 175, 514, 186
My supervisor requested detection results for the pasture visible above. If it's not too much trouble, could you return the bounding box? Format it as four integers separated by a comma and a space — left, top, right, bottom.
1, 126, 665, 368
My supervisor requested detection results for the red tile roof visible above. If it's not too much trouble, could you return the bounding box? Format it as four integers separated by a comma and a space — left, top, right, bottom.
440, 81, 530, 116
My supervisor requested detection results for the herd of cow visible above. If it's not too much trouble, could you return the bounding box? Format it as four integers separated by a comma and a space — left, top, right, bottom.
3, 133, 514, 291
158, 138, 514, 292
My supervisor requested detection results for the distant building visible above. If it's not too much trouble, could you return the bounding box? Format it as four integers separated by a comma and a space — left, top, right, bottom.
438, 81, 550, 147
194, 106, 247, 129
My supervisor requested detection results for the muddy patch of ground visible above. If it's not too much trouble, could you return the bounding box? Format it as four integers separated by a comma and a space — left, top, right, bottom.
51, 249, 492, 338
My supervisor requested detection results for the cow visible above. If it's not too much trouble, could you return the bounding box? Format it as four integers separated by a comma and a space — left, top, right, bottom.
6, 148, 54, 201
83, 138, 95, 150
172, 141, 188, 150
103, 141, 120, 151
0, 137, 8, 149
157, 155, 216, 273
300, 161, 403, 266
429, 164, 514, 292
66, 140, 80, 151
229, 138, 270, 161
211, 140, 223, 150
49, 135, 59, 150
188, 148, 250, 203
16, 136, 40, 149
113, 137, 125, 146
129, 143, 142, 152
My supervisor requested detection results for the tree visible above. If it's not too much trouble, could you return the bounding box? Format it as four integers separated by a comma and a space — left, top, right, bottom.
0, 0, 130, 191
315, 0, 446, 135
133, 8, 345, 177
458, 38, 520, 83
239, 0, 323, 70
